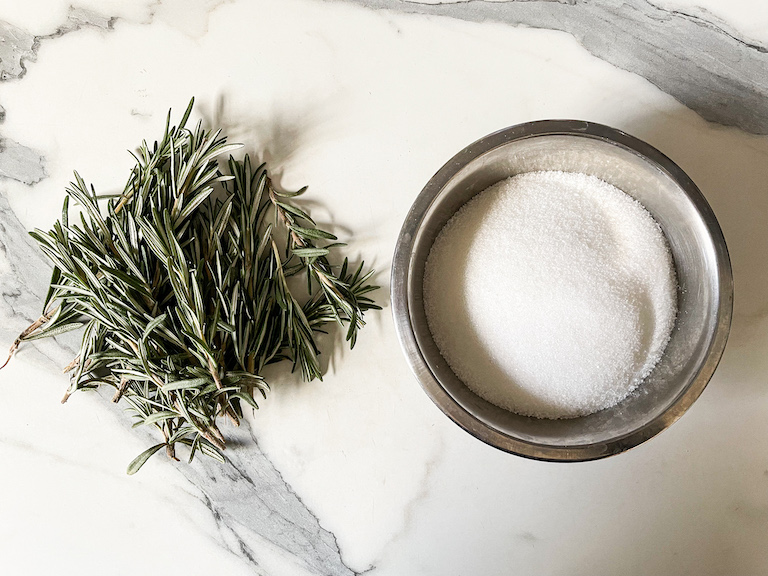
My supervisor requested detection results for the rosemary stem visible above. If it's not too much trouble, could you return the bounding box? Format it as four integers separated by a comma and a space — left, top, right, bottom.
1, 308, 58, 369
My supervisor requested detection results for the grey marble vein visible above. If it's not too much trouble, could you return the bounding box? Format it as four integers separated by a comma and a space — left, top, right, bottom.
198, 490, 270, 575
0, 7, 116, 185
183, 425, 356, 576
0, 190, 355, 575
0, 138, 46, 184
0, 20, 35, 81
0, 193, 52, 335
59, 7, 116, 32
0, 8, 114, 82
338, 0, 768, 135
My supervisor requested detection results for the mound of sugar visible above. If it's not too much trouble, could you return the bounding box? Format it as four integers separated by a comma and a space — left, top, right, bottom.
423, 171, 677, 419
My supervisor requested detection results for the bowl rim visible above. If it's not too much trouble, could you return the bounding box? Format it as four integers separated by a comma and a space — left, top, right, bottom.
390, 119, 734, 462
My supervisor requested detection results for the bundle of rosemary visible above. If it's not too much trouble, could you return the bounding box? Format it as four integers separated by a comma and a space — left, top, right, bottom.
3, 100, 379, 474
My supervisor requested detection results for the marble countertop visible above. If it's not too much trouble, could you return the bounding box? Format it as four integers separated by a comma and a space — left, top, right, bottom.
1, 1, 767, 574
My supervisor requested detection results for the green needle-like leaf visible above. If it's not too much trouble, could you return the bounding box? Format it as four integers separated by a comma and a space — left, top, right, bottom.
3, 99, 379, 475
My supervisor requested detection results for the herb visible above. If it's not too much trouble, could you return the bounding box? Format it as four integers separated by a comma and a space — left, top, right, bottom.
2, 99, 379, 474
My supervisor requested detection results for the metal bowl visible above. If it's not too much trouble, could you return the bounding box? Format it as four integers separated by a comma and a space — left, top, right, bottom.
391, 120, 733, 461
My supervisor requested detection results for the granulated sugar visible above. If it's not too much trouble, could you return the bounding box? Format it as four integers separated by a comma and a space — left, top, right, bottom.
423, 171, 677, 419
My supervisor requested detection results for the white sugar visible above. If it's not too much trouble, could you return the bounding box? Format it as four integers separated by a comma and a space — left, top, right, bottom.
423, 171, 677, 419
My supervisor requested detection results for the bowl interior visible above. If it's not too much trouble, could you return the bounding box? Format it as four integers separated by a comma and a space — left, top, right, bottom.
406, 131, 729, 457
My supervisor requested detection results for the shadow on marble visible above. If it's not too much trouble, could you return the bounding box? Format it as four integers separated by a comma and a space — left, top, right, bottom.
193, 93, 391, 379
614, 113, 768, 573
196, 93, 333, 189
623, 112, 768, 353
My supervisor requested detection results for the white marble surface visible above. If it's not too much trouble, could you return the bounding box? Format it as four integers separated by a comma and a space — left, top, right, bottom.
1, 1, 767, 574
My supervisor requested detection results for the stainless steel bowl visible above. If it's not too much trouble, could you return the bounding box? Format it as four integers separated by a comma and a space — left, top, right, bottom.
391, 120, 733, 461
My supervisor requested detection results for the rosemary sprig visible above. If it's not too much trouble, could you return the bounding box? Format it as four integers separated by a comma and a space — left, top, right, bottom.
3, 99, 379, 474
